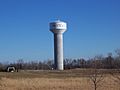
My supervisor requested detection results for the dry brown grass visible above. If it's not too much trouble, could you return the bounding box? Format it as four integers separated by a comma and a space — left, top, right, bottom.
0, 77, 89, 90
0, 69, 119, 90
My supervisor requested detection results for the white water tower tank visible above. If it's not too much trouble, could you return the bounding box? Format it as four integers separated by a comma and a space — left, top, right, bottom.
50, 20, 67, 70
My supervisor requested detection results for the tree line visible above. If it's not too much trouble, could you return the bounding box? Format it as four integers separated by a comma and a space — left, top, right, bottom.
0, 49, 120, 71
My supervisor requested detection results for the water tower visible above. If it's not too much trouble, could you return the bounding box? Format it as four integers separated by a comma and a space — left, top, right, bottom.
50, 20, 67, 70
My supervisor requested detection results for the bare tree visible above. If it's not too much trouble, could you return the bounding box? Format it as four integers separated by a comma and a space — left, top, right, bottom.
110, 49, 120, 89
115, 49, 120, 57
16, 59, 24, 71
88, 57, 104, 90
89, 69, 104, 90
111, 69, 120, 85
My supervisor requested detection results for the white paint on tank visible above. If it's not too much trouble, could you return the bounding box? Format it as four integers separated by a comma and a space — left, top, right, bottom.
50, 20, 67, 30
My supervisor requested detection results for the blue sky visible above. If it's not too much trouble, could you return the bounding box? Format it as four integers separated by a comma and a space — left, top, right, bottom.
0, 0, 120, 62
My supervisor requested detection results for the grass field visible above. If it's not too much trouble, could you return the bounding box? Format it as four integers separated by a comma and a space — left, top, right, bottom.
0, 69, 120, 90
